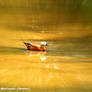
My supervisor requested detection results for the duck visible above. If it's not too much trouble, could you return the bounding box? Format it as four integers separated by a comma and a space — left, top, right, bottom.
24, 41, 48, 51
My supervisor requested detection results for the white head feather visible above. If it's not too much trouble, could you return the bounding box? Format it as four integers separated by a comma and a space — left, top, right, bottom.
41, 41, 47, 45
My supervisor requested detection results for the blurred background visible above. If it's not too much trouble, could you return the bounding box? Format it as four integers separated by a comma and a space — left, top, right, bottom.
0, 0, 92, 33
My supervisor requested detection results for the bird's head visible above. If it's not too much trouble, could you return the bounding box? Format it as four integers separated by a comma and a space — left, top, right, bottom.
40, 41, 48, 46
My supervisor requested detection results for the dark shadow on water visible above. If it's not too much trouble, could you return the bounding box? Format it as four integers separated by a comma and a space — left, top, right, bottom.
0, 46, 88, 55
0, 46, 92, 63
0, 46, 26, 55
0, 46, 92, 59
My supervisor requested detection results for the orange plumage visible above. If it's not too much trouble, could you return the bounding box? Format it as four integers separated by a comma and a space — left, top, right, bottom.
24, 42, 48, 51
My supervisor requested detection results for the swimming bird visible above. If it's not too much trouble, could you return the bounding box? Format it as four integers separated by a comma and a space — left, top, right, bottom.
24, 41, 48, 51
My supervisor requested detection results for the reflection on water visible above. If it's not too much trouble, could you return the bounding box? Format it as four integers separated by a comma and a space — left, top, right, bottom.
25, 50, 47, 62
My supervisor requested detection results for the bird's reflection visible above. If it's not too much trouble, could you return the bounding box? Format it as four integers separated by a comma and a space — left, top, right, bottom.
25, 50, 47, 61
24, 51, 60, 81
25, 51, 59, 70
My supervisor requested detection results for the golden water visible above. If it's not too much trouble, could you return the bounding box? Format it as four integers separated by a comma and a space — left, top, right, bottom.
0, 24, 92, 92
0, 0, 92, 91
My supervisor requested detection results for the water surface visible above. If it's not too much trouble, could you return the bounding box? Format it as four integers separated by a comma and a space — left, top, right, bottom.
0, 0, 92, 92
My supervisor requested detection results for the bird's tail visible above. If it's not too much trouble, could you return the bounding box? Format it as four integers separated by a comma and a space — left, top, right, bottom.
24, 42, 32, 46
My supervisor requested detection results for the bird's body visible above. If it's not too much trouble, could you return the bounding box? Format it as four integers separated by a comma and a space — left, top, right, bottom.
24, 42, 48, 51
